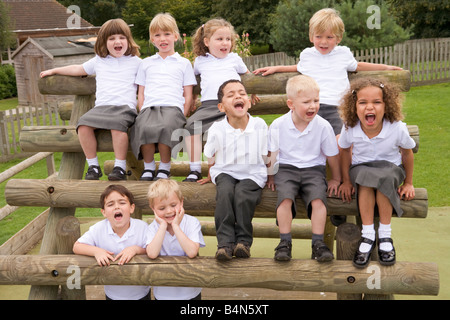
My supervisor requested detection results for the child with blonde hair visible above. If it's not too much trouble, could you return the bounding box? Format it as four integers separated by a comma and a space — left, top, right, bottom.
338, 77, 415, 268
130, 13, 197, 181
146, 179, 205, 299
41, 19, 141, 181
182, 18, 258, 182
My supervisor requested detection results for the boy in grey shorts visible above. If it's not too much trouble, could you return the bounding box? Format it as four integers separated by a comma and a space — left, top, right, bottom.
267, 75, 341, 262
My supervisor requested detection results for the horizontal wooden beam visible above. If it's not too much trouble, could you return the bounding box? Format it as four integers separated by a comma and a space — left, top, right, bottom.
5, 179, 428, 218
19, 125, 419, 153
0, 255, 438, 296
38, 70, 411, 96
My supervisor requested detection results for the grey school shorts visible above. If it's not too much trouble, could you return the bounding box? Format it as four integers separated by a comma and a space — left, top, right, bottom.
319, 104, 343, 136
274, 164, 328, 219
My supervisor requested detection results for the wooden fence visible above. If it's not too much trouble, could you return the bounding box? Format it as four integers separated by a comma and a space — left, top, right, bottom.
243, 38, 450, 86
0, 103, 65, 162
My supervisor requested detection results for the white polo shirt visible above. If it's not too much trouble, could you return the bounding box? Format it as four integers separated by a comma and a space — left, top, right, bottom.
338, 120, 416, 166
297, 46, 358, 106
204, 115, 268, 188
135, 52, 197, 112
77, 218, 150, 300
194, 52, 248, 101
268, 111, 339, 169
82, 55, 141, 109
146, 214, 205, 300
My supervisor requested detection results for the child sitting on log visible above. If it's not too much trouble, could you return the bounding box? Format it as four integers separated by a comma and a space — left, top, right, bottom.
40, 19, 142, 181
267, 75, 341, 262
199, 79, 269, 260
338, 77, 416, 268
73, 185, 150, 300
146, 179, 205, 300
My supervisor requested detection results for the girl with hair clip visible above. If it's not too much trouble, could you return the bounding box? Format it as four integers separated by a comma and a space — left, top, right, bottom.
182, 18, 259, 183
338, 77, 416, 268
41, 19, 142, 181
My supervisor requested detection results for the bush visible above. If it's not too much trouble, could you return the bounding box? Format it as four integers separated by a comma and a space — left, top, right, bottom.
0, 64, 17, 99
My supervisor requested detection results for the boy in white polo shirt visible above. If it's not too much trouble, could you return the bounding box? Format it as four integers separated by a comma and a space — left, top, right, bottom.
267, 75, 341, 262
200, 79, 268, 260
73, 185, 150, 300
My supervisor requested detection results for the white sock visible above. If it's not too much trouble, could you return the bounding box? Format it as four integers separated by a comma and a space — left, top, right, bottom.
187, 162, 202, 179
114, 159, 127, 171
157, 161, 171, 178
359, 224, 375, 253
87, 157, 99, 171
142, 160, 156, 178
378, 223, 393, 251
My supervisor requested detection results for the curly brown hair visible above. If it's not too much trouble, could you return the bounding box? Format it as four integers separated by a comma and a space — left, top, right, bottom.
339, 77, 404, 128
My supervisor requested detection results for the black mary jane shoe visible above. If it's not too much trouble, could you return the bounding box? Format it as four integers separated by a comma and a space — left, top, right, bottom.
182, 171, 202, 182
353, 237, 376, 268
153, 169, 171, 181
140, 169, 155, 181
378, 238, 396, 266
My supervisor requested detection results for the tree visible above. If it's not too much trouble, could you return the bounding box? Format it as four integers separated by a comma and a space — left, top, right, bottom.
269, 0, 411, 57
212, 0, 279, 49
386, 0, 450, 38
0, 1, 15, 52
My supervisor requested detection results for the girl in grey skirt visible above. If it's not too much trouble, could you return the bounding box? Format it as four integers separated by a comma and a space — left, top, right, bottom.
40, 19, 142, 181
338, 78, 416, 268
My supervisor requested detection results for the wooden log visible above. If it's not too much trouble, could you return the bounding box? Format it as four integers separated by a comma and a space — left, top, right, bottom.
19, 124, 420, 154
56, 216, 86, 300
336, 223, 363, 300
28, 94, 95, 300
0, 255, 439, 296
39, 70, 411, 98
5, 179, 429, 219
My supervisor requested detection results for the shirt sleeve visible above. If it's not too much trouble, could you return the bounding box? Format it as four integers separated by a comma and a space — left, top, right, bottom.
338, 126, 353, 149
234, 54, 249, 74
183, 60, 198, 87
185, 216, 205, 247
135, 61, 147, 86
268, 119, 280, 152
398, 121, 416, 149
82, 56, 97, 75
203, 122, 218, 158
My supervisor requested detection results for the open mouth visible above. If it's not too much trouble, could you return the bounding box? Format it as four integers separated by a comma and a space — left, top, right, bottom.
114, 212, 123, 220
306, 111, 315, 117
114, 45, 123, 51
234, 102, 244, 110
365, 113, 376, 125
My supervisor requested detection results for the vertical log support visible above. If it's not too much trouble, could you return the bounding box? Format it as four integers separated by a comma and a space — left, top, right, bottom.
29, 90, 95, 300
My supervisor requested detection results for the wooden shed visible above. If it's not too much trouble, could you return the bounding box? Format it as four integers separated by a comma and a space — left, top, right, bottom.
11, 35, 96, 106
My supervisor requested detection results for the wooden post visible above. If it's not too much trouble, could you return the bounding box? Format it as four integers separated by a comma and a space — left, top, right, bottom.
336, 223, 362, 300
28, 94, 95, 300
56, 216, 86, 300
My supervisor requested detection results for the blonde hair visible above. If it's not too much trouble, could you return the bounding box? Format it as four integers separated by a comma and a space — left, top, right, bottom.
339, 77, 404, 129
192, 18, 236, 57
149, 13, 180, 39
95, 18, 140, 58
147, 179, 183, 208
309, 8, 345, 42
286, 75, 320, 100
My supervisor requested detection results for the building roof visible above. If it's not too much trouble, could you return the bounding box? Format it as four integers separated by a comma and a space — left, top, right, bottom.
12, 35, 96, 59
3, 0, 94, 31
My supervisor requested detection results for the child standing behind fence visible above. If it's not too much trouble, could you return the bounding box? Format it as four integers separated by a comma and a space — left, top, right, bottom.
183, 18, 258, 183
267, 75, 341, 262
338, 77, 415, 268
129, 13, 197, 181
146, 179, 205, 300
40, 19, 142, 181
73, 185, 150, 300
200, 79, 268, 260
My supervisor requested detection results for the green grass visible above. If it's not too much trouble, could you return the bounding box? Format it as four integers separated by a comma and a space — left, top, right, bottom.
0, 97, 18, 111
0, 83, 449, 245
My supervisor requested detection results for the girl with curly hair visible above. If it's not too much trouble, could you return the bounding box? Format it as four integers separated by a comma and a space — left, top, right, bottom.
338, 77, 416, 268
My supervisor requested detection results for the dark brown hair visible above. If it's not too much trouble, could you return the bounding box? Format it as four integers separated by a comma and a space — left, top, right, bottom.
339, 77, 404, 128
94, 18, 140, 58
217, 79, 245, 103
100, 184, 135, 209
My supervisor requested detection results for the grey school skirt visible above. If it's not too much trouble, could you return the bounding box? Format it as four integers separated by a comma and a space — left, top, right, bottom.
129, 106, 186, 160
185, 100, 225, 135
76, 105, 137, 132
349, 160, 406, 217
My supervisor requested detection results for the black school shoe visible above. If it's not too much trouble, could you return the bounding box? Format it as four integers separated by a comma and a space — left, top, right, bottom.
274, 240, 292, 261
85, 165, 102, 180
311, 240, 334, 262
182, 171, 202, 182
153, 169, 171, 181
378, 238, 396, 266
353, 237, 376, 268
108, 166, 128, 181
140, 169, 155, 181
